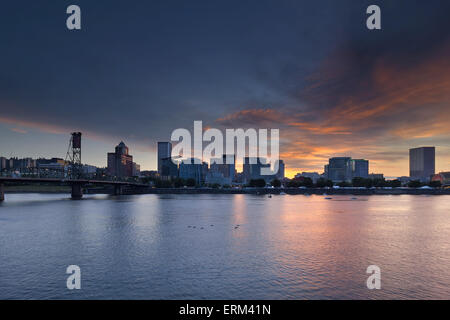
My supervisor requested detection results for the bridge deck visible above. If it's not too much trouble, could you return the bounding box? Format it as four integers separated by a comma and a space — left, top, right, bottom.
0, 177, 147, 187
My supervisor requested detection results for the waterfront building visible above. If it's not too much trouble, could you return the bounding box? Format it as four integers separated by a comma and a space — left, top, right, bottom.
327, 157, 353, 182
160, 158, 178, 178
37, 162, 65, 173
7, 157, 37, 170
179, 158, 203, 184
352, 159, 369, 178
158, 142, 179, 179
409, 147, 435, 181
36, 158, 66, 170
243, 157, 269, 182
157, 142, 172, 175
369, 173, 384, 180
397, 176, 411, 184
234, 172, 245, 184
277, 160, 285, 180
242, 157, 282, 183
205, 171, 232, 186
140, 170, 158, 178
81, 164, 98, 178
431, 172, 450, 185
0, 157, 7, 172
296, 172, 321, 183
201, 162, 209, 183
324, 164, 329, 177
107, 141, 134, 177
34, 158, 65, 173
132, 162, 141, 177
210, 154, 235, 182
326, 157, 369, 181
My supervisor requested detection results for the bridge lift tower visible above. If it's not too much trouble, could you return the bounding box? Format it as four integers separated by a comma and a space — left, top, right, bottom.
65, 132, 82, 180
66, 132, 84, 199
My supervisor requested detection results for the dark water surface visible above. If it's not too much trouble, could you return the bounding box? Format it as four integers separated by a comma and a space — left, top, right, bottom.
1, 193, 450, 299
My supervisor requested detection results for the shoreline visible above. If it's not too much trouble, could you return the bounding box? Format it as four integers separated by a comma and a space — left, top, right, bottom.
134, 188, 450, 196
5, 185, 450, 196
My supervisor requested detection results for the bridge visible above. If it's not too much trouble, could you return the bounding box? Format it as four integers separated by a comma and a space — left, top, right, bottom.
0, 132, 149, 202
0, 177, 148, 202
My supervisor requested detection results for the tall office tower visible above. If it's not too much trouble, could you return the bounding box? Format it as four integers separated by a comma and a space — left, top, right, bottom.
243, 157, 257, 182
201, 162, 209, 183
0, 157, 6, 172
107, 141, 134, 177
409, 147, 435, 181
223, 154, 236, 182
158, 142, 178, 178
158, 142, 172, 175
276, 160, 285, 179
352, 159, 369, 178
327, 157, 353, 182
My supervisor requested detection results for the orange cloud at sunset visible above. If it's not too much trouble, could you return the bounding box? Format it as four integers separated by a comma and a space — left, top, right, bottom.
214, 42, 450, 178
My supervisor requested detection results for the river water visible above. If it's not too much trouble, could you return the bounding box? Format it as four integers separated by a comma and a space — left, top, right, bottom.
1, 193, 450, 299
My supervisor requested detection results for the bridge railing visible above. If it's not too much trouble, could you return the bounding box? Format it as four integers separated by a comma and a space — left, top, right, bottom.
0, 168, 144, 184
1, 167, 66, 179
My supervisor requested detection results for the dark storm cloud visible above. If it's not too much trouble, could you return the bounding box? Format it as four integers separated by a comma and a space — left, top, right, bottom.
0, 0, 352, 138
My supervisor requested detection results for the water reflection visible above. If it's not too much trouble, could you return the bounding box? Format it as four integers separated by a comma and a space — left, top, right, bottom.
1, 194, 450, 299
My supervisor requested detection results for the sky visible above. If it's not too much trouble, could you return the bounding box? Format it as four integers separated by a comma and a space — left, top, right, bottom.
0, 0, 449, 178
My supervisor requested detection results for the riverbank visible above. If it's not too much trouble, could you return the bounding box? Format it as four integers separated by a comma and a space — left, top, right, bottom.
88, 186, 450, 196
5, 185, 450, 195
139, 187, 450, 195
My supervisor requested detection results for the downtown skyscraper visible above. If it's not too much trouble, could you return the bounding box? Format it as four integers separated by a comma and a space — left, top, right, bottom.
409, 147, 435, 181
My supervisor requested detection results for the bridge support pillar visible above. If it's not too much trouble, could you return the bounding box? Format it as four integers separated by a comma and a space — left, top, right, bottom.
71, 183, 83, 200
0, 183, 4, 202
114, 185, 123, 196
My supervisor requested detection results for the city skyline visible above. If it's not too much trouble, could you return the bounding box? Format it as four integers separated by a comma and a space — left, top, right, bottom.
1, 1, 450, 177
0, 134, 446, 180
